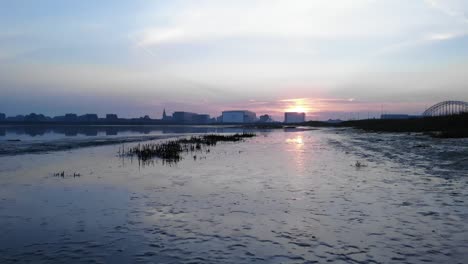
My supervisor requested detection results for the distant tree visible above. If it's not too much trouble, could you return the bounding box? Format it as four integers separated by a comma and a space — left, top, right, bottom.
259, 114, 273, 123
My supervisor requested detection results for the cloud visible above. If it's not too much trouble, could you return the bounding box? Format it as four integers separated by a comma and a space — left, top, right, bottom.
373, 31, 468, 56
424, 0, 468, 23
135, 0, 401, 47
137, 28, 186, 46
133, 0, 468, 64
427, 32, 466, 41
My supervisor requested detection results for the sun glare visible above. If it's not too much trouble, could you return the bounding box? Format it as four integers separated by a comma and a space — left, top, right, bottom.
284, 98, 311, 113
286, 106, 308, 113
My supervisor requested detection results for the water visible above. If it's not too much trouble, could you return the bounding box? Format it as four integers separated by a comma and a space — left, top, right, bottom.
0, 127, 467, 263
0, 125, 247, 155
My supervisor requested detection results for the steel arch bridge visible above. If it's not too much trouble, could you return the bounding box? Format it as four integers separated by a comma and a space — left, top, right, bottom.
422, 100, 468, 117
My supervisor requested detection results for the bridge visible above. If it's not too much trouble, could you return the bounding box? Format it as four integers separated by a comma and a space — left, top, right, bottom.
423, 100, 468, 117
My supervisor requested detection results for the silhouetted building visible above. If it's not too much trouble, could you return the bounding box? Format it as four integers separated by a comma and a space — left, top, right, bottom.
24, 113, 48, 122
106, 114, 118, 120
0, 113, 5, 121
161, 109, 172, 122
194, 114, 210, 124
65, 113, 77, 121
173, 112, 196, 123
79, 114, 99, 122
54, 113, 94, 122
284, 112, 306, 123
171, 112, 211, 124
6, 115, 25, 121
53, 113, 78, 122
222, 110, 256, 123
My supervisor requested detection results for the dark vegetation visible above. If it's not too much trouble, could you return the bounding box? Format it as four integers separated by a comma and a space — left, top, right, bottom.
121, 133, 256, 164
239, 123, 284, 129
303, 113, 468, 138
52, 171, 81, 178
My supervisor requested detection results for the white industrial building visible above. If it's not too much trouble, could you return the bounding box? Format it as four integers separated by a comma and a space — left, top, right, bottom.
222, 110, 257, 123
284, 112, 306, 123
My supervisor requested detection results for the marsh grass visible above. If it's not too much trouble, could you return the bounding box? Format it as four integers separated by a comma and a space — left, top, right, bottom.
121, 133, 256, 164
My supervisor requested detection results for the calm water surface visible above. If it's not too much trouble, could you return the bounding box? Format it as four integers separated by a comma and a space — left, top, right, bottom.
0, 128, 467, 263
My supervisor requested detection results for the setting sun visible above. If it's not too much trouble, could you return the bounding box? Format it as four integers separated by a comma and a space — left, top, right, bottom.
283, 98, 311, 113
286, 106, 308, 113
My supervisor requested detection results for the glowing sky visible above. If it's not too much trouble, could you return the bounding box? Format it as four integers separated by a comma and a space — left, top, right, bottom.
1, 0, 467, 120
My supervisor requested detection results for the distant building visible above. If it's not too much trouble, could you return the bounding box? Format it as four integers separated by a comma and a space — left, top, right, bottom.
0, 113, 5, 121
7, 115, 25, 121
284, 112, 306, 123
173, 112, 198, 123
106, 114, 118, 120
194, 114, 211, 124
222, 110, 257, 123
64, 113, 78, 121
79, 114, 99, 122
172, 112, 211, 124
24, 113, 48, 122
162, 109, 173, 122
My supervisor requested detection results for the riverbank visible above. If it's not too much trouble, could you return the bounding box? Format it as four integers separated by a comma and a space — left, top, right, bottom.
304, 113, 468, 138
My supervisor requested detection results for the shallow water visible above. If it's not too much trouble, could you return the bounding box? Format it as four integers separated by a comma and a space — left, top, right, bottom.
0, 125, 248, 156
0, 128, 467, 263
0, 125, 241, 141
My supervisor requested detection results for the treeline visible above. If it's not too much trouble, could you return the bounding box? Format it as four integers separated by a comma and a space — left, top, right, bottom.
303, 113, 468, 138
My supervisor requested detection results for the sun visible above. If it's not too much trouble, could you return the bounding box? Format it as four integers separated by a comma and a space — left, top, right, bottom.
282, 98, 313, 113
286, 106, 308, 113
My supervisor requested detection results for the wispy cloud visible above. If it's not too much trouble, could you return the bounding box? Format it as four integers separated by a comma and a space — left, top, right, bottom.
424, 0, 468, 23
374, 31, 468, 56
135, 0, 394, 48
427, 32, 466, 41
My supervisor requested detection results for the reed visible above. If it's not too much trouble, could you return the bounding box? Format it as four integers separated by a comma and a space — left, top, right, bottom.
122, 133, 255, 163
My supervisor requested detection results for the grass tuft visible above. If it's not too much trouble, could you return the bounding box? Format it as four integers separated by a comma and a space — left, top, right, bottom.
122, 133, 256, 163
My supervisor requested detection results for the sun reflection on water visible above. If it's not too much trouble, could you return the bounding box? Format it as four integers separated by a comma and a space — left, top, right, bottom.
285, 134, 306, 176
286, 135, 304, 146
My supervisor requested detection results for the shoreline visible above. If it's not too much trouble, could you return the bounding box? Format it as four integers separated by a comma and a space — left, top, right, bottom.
306, 113, 468, 138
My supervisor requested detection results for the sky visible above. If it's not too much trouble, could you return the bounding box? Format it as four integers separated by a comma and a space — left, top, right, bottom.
0, 0, 467, 120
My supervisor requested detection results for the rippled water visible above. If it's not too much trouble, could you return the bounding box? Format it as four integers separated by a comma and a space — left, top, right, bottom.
0, 128, 467, 263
